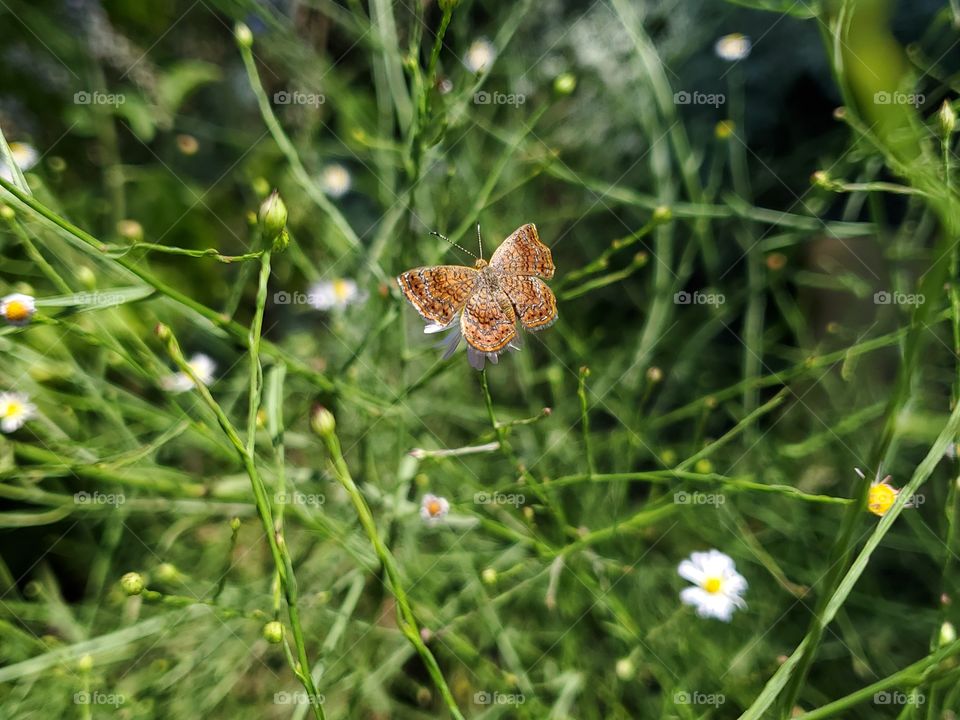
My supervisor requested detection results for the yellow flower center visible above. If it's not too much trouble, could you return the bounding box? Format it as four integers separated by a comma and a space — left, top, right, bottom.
868, 483, 898, 516
426, 500, 442, 517
333, 280, 350, 301
703, 577, 722, 594
4, 300, 30, 322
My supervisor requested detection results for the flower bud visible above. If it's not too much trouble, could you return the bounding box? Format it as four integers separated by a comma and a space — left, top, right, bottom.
553, 73, 577, 96
259, 190, 288, 246
262, 621, 284, 644
0, 205, 14, 221
77, 654, 94, 672
940, 100, 956, 136
121, 572, 144, 596
481, 567, 497, 585
310, 405, 336, 437
652, 206, 672, 224
940, 621, 957, 647
235, 22, 253, 49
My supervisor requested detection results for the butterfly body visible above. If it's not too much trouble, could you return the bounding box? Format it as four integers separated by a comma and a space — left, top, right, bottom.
397, 224, 557, 356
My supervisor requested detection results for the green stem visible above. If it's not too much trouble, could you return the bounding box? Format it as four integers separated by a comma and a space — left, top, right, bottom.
157, 324, 325, 720
318, 423, 465, 720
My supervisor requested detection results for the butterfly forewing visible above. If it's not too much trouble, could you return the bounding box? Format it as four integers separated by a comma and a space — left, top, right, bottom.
397, 266, 479, 328
490, 224, 555, 279
499, 275, 558, 331
460, 285, 517, 352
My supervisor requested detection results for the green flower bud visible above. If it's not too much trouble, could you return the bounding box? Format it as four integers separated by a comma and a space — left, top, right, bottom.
121, 572, 144, 596
77, 654, 94, 673
940, 100, 956, 136
0, 205, 14, 221
940, 621, 957, 647
235, 23, 253, 49
155, 562, 179, 583
553, 73, 577, 96
481, 567, 497, 585
310, 405, 336, 437
262, 621, 284, 644
652, 206, 672, 224
229, 517, 241, 532
252, 177, 270, 198
259, 190, 288, 245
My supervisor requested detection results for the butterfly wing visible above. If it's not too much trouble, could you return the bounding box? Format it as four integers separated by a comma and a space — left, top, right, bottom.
489, 224, 555, 279
397, 266, 479, 328
499, 275, 557, 331
460, 284, 517, 352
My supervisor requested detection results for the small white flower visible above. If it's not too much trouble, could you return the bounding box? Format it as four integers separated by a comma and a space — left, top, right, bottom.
308, 279, 365, 311
464, 38, 496, 73
162, 353, 216, 393
714, 33, 751, 62
0, 142, 39, 182
678, 549, 747, 621
0, 391, 36, 432
319, 163, 351, 198
0, 293, 36, 326
420, 493, 450, 526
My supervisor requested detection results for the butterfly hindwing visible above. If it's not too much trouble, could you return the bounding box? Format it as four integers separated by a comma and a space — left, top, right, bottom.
460, 284, 517, 353
490, 224, 555, 279
500, 275, 558, 331
397, 266, 479, 328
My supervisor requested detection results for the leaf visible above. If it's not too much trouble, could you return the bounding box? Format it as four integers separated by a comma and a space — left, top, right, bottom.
34, 286, 155, 309
156, 61, 222, 115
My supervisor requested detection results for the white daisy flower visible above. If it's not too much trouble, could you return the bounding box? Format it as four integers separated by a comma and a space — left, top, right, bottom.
0, 293, 36, 326
678, 549, 747, 621
714, 33, 751, 62
307, 279, 365, 311
0, 142, 39, 182
162, 353, 216, 393
464, 38, 496, 74
420, 493, 450, 526
0, 391, 36, 432
319, 163, 351, 199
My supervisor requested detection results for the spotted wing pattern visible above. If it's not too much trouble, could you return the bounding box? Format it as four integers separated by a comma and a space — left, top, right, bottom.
460, 284, 517, 352
397, 266, 479, 328
499, 275, 558, 331
490, 224, 555, 279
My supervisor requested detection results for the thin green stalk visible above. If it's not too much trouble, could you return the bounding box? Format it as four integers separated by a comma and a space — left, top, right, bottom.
316, 420, 465, 720
577, 367, 596, 477
156, 324, 325, 720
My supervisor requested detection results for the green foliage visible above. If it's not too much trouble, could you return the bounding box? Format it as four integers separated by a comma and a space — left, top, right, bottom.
0, 0, 959, 718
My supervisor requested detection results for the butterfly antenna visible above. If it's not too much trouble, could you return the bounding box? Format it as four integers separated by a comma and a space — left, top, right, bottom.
476, 223, 483, 260
430, 231, 477, 259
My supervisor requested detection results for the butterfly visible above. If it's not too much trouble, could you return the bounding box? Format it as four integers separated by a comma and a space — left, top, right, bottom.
397, 224, 558, 358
